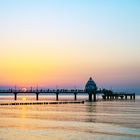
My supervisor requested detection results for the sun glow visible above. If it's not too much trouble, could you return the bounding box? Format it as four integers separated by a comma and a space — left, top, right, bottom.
22, 97, 26, 101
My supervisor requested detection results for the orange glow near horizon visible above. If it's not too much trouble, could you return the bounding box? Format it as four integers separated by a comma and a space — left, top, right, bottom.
22, 97, 26, 101
0, 46, 139, 88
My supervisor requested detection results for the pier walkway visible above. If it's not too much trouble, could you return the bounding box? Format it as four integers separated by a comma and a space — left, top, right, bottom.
0, 88, 135, 102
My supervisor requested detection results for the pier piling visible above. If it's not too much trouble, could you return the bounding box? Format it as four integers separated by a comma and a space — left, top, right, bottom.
36, 93, 39, 100
74, 93, 77, 100
88, 93, 92, 102
93, 93, 96, 102
56, 93, 59, 101
14, 93, 17, 100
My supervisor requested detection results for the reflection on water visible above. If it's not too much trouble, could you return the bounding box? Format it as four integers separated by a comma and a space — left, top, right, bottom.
0, 96, 140, 140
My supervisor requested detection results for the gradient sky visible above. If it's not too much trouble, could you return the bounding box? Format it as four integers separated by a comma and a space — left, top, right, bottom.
0, 0, 140, 92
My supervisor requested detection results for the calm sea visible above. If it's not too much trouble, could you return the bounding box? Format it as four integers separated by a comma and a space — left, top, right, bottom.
0, 94, 140, 140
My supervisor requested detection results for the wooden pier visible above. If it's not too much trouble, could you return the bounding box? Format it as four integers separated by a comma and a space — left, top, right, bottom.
0, 88, 136, 102
0, 89, 95, 101
0, 78, 136, 102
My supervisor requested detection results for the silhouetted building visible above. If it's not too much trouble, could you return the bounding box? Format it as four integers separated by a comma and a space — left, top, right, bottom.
85, 77, 97, 92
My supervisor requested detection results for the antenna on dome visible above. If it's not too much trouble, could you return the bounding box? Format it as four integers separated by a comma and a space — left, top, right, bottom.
89, 77, 92, 80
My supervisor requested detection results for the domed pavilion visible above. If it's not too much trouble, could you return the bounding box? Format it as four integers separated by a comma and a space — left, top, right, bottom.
85, 77, 97, 92
85, 77, 97, 101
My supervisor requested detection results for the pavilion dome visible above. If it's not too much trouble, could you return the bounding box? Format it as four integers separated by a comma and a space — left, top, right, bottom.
85, 77, 97, 92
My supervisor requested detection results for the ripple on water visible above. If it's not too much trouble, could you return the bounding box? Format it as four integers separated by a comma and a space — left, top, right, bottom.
0, 98, 140, 140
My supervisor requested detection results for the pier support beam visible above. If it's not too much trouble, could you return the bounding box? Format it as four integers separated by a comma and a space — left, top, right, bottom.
115, 96, 118, 100
93, 93, 96, 102
125, 95, 127, 100
133, 94, 135, 100
56, 93, 59, 101
14, 93, 17, 100
120, 96, 124, 100
107, 96, 109, 100
88, 93, 92, 102
74, 93, 77, 100
103, 95, 106, 100
36, 93, 39, 100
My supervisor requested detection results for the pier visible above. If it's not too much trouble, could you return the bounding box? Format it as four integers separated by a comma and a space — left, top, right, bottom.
0, 88, 95, 101
0, 77, 135, 102
0, 88, 135, 102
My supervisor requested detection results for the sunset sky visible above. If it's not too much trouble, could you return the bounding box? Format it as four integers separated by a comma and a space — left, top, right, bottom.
0, 0, 140, 92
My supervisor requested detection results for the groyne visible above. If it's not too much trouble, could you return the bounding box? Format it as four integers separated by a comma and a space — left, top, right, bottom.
0, 100, 85, 106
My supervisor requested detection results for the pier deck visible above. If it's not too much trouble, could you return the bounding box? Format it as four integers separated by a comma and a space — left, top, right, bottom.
0, 89, 135, 102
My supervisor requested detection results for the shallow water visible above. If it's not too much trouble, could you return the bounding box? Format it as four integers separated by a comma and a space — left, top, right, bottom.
0, 95, 140, 140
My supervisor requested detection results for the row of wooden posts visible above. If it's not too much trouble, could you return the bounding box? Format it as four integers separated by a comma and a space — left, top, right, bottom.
102, 94, 135, 100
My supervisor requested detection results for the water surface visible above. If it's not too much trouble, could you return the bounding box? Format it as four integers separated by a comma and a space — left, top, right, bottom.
0, 95, 140, 140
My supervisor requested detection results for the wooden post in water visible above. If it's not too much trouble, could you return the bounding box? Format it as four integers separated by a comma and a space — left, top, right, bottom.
14, 92, 17, 100
133, 94, 135, 100
102, 95, 106, 100
107, 95, 109, 100
74, 93, 77, 100
120, 95, 124, 100
125, 95, 127, 100
36, 93, 39, 100
56, 92, 59, 101
88, 93, 92, 102
93, 91, 96, 102
115, 95, 118, 100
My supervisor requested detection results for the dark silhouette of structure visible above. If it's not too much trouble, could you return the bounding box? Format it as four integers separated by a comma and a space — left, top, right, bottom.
0, 77, 135, 101
85, 77, 97, 102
